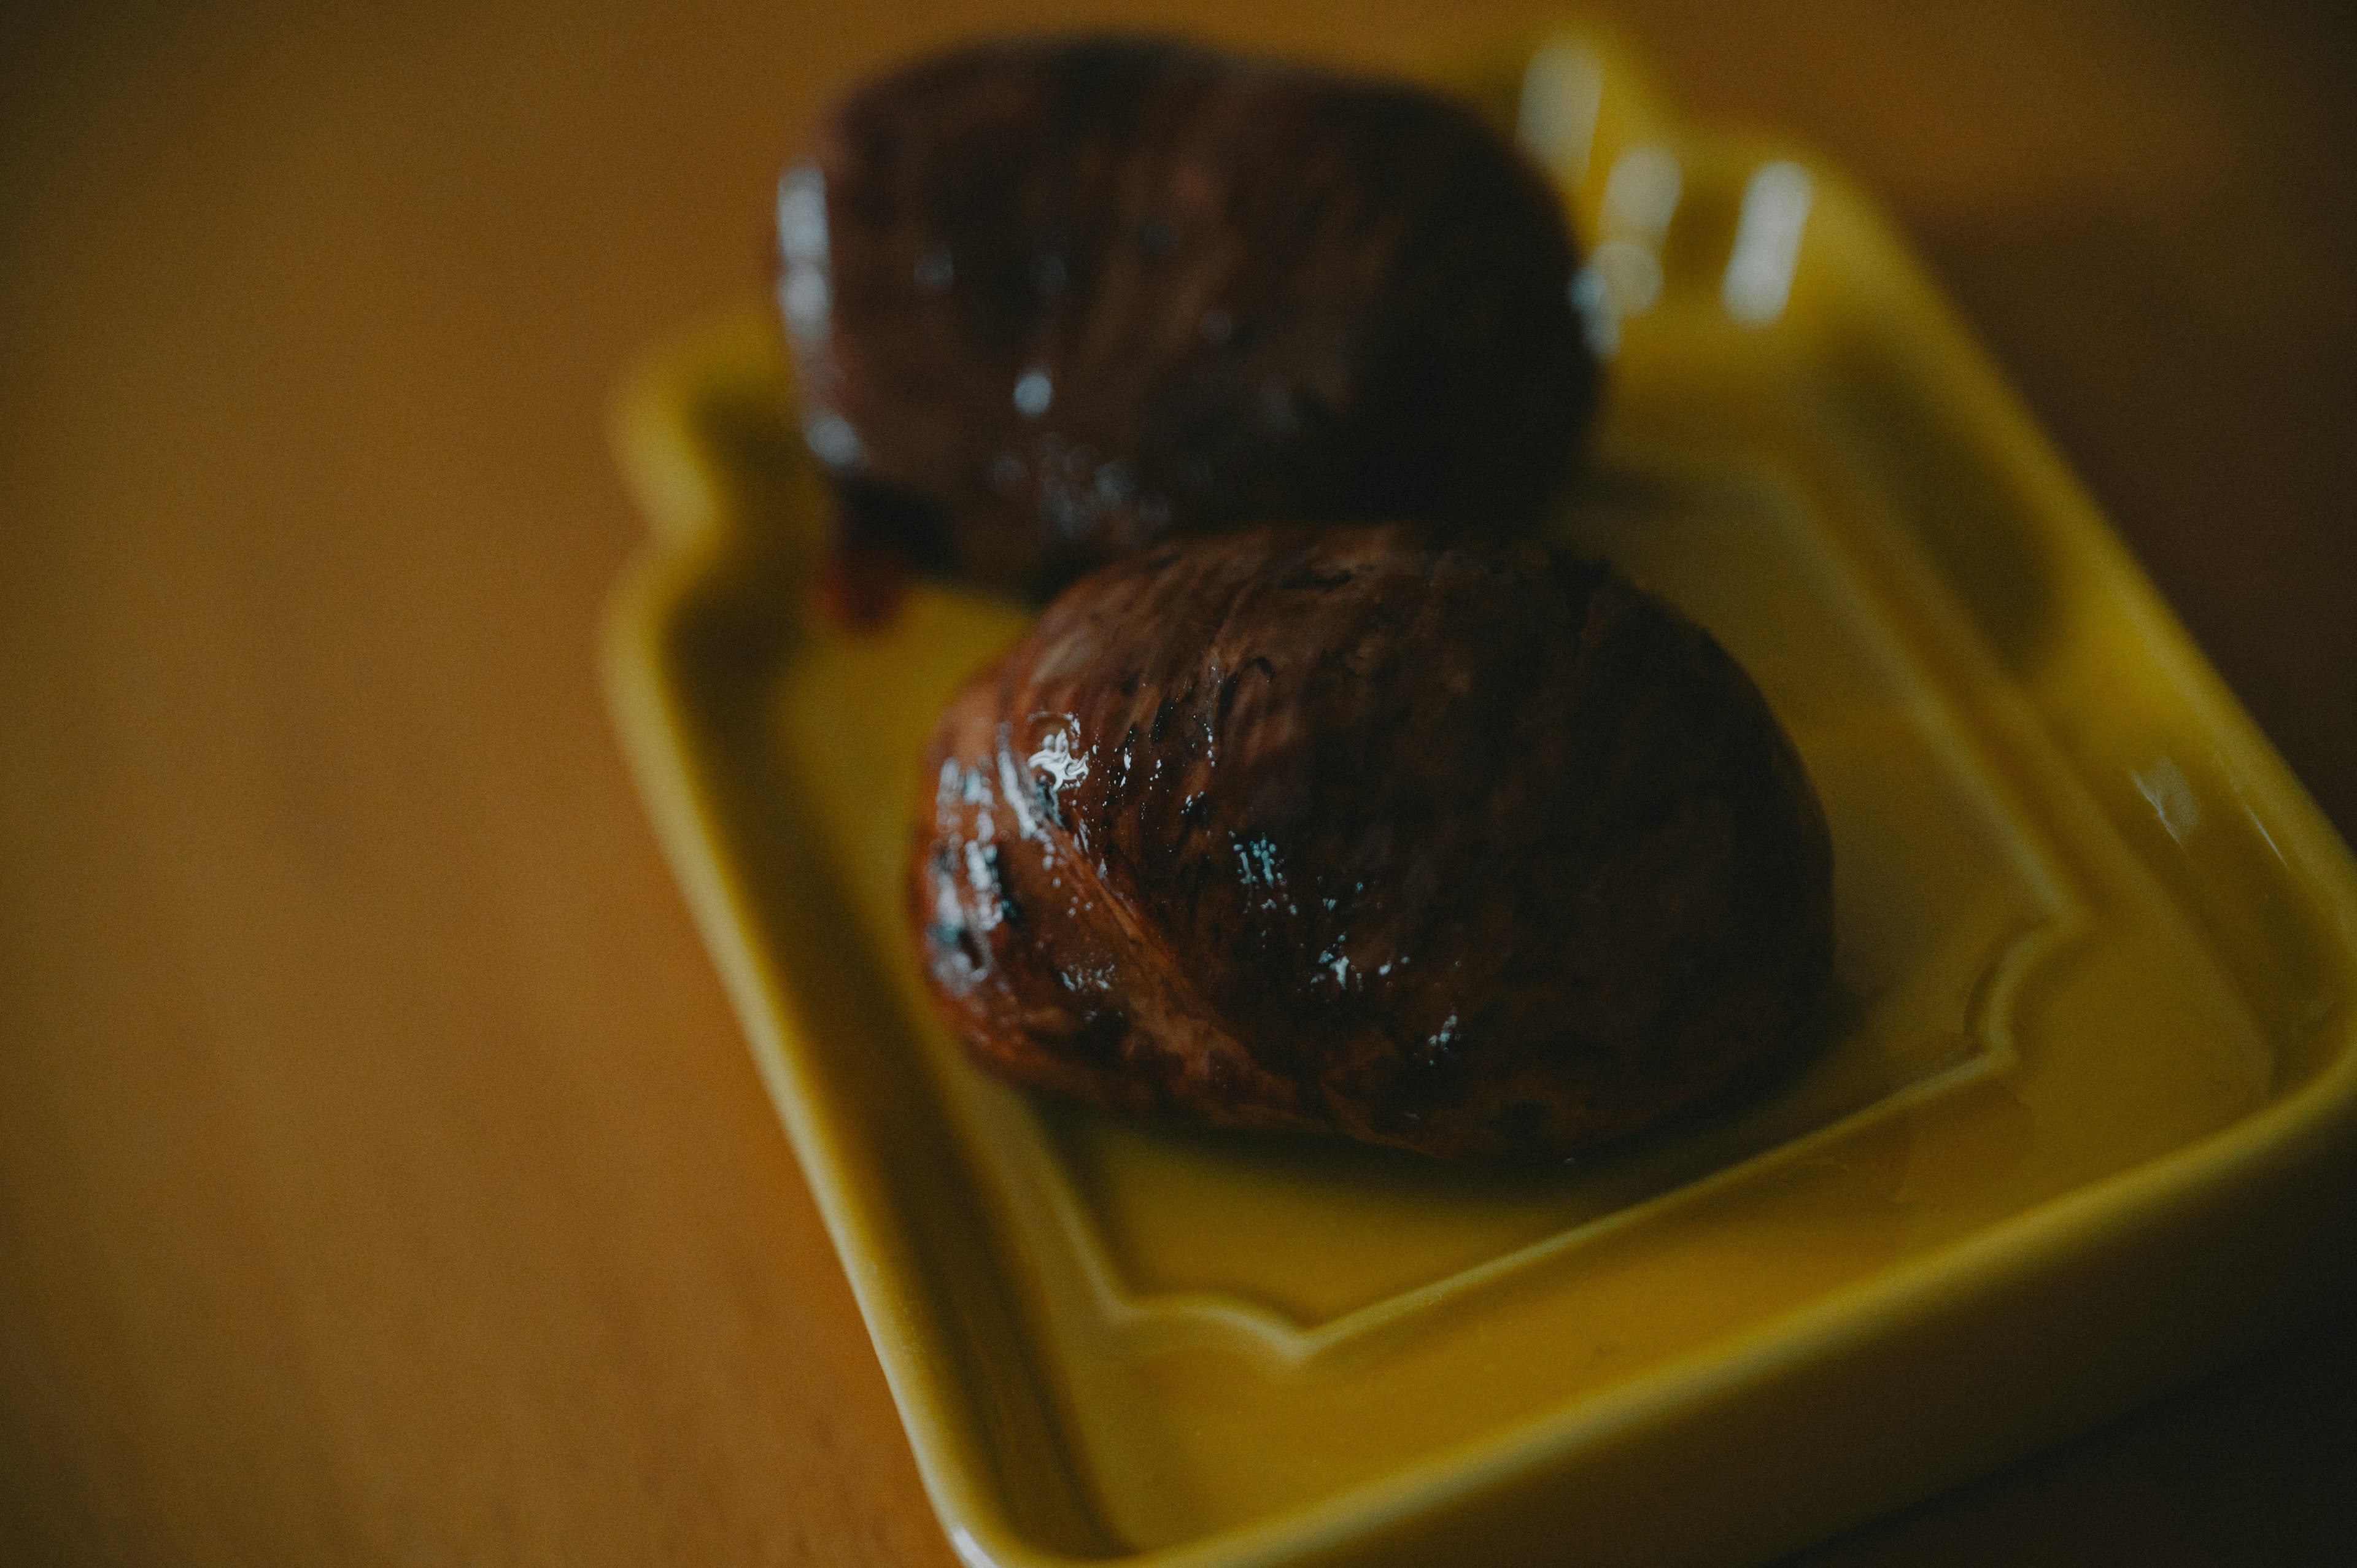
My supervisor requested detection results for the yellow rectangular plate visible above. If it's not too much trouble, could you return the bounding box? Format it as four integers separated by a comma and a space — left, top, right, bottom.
603, 30, 2357, 1568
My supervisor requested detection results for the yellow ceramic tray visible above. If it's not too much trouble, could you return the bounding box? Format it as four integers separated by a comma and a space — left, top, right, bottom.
602, 29, 2357, 1568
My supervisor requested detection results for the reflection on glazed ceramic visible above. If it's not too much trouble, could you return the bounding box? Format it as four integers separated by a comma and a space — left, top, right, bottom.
2134, 756, 2202, 844
1515, 36, 1604, 186
1724, 160, 1814, 325
1603, 143, 1683, 239
1573, 143, 1684, 355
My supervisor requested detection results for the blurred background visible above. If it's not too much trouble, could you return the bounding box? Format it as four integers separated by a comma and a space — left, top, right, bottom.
3, 1, 2352, 1562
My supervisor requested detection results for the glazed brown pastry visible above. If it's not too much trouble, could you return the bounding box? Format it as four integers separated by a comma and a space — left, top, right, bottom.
910, 527, 1833, 1161
781, 35, 1597, 603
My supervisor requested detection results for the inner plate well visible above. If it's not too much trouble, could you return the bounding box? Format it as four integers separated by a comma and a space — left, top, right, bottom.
780, 445, 2076, 1340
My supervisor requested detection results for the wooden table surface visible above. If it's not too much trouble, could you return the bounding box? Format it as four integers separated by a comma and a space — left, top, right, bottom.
4, 1, 2353, 1562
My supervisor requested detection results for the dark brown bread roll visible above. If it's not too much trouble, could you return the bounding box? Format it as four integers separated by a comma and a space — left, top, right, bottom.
908, 527, 1832, 1161
781, 36, 1598, 604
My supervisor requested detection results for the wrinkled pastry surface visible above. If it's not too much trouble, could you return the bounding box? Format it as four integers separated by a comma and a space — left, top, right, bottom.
789, 36, 1596, 600
910, 527, 1833, 1160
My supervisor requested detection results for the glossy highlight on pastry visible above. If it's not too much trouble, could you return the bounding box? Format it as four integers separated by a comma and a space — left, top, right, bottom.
778, 34, 1598, 608
910, 527, 1833, 1161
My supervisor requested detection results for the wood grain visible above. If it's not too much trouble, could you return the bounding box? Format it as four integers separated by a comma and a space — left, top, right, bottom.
3, 2, 2351, 1564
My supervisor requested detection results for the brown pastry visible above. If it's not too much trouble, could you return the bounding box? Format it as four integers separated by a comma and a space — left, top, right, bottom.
908, 526, 1833, 1161
780, 35, 1598, 606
